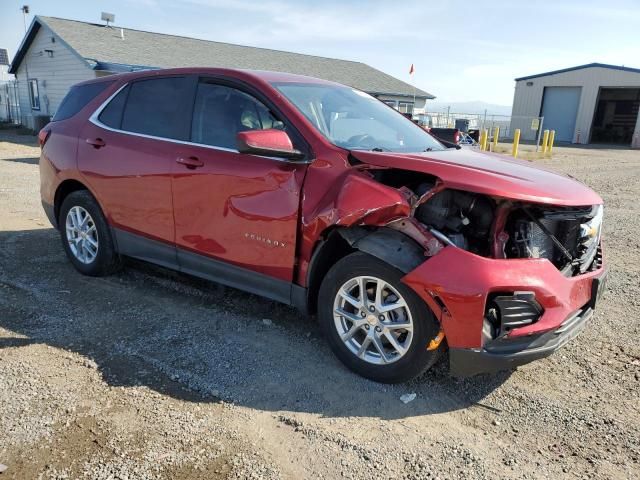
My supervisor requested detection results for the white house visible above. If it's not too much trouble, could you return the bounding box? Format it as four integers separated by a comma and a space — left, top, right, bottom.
9, 16, 435, 130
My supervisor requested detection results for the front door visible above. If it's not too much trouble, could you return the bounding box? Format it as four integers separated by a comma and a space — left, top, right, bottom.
171, 79, 308, 301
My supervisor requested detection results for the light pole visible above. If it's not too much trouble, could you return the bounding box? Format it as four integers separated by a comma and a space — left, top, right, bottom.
19, 5, 30, 126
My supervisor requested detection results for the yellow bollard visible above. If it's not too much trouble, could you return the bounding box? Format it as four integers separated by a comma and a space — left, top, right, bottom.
478, 129, 486, 150
541, 129, 549, 154
493, 127, 500, 149
512, 129, 520, 158
483, 128, 490, 150
548, 130, 555, 156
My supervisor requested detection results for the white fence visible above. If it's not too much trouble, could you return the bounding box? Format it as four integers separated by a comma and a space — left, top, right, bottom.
0, 80, 21, 125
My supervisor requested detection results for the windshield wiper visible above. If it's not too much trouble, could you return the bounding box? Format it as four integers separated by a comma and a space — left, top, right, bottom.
423, 147, 434, 152
370, 147, 388, 152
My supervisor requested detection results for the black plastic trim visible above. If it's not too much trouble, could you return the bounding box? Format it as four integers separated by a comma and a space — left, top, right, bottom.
449, 306, 595, 377
338, 227, 426, 273
113, 228, 178, 269
112, 227, 305, 308
178, 249, 292, 305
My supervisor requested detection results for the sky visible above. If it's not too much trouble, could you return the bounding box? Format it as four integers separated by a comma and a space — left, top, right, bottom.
1, 0, 639, 106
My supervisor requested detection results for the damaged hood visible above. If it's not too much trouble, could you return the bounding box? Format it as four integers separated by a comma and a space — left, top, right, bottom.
351, 148, 603, 206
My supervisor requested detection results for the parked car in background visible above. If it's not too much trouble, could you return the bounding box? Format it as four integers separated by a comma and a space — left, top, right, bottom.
39, 68, 607, 382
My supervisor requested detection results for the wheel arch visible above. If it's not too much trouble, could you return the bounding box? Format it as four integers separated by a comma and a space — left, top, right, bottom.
305, 226, 427, 314
54, 179, 97, 226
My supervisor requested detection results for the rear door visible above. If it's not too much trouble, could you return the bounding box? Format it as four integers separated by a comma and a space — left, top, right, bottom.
170, 78, 308, 300
78, 75, 196, 264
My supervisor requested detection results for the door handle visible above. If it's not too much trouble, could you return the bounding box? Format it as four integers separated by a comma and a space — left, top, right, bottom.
176, 156, 204, 169
86, 138, 106, 149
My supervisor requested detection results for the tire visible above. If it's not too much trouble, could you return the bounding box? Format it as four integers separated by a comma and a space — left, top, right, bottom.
318, 252, 442, 383
58, 190, 121, 276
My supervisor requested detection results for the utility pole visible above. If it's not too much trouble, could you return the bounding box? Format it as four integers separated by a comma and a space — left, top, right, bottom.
19, 5, 30, 126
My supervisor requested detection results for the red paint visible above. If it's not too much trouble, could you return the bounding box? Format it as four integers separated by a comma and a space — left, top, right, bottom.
40, 68, 606, 354
171, 142, 306, 279
349, 149, 603, 206
237, 129, 298, 156
402, 247, 606, 348
78, 121, 177, 244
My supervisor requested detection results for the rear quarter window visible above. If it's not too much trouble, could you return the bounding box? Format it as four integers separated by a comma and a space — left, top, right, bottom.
98, 85, 129, 129
53, 81, 114, 122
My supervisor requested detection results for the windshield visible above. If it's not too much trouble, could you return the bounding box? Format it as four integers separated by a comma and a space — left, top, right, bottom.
272, 82, 445, 153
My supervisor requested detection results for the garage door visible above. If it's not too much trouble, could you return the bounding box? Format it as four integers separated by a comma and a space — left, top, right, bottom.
541, 87, 581, 142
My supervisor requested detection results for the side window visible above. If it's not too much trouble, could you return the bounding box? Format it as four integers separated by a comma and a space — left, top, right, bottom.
54, 81, 113, 122
120, 77, 193, 140
191, 81, 283, 149
98, 85, 129, 129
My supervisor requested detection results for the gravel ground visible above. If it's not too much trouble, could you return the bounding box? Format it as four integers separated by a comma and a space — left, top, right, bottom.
0, 128, 639, 479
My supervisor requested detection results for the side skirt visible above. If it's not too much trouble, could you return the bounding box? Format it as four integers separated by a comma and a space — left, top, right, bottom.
112, 227, 306, 308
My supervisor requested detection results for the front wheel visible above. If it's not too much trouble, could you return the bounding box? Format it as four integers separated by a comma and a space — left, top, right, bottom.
318, 252, 442, 383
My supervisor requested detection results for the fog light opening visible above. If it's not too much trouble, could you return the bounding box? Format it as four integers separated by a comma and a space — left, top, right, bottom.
486, 291, 543, 338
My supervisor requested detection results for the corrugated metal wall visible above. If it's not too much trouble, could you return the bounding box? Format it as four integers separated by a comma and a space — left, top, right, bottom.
511, 66, 640, 145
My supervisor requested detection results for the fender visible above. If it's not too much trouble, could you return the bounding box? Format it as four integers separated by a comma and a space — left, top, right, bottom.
297, 169, 412, 286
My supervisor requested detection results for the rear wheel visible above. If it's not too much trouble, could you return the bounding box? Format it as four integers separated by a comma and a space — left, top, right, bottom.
318, 252, 442, 383
58, 190, 121, 276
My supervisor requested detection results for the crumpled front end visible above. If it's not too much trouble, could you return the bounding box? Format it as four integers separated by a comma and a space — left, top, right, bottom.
301, 149, 607, 376
356, 165, 607, 376
401, 243, 607, 376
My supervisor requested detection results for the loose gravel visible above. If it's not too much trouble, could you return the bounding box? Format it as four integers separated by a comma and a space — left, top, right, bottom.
0, 129, 639, 479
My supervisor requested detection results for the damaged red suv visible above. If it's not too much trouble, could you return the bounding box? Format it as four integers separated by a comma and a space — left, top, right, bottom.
40, 68, 607, 383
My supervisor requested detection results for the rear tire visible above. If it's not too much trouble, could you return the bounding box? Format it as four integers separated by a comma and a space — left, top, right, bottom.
58, 190, 121, 276
318, 252, 442, 383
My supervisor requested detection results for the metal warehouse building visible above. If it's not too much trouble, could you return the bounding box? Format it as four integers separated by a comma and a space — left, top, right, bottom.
511, 63, 640, 148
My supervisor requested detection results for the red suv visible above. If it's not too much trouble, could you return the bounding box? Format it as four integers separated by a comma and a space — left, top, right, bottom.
39, 68, 607, 383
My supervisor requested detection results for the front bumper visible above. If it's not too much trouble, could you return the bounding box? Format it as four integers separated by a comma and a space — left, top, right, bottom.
449, 305, 594, 376
401, 245, 607, 376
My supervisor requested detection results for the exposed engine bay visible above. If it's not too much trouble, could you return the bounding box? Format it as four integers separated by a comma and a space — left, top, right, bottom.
414, 189, 495, 255
504, 204, 603, 275
366, 168, 603, 276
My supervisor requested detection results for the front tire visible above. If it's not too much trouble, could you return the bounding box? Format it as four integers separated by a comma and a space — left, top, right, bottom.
318, 252, 442, 383
58, 190, 121, 276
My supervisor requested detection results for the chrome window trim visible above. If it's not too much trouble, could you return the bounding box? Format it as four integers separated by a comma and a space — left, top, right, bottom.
88, 81, 311, 163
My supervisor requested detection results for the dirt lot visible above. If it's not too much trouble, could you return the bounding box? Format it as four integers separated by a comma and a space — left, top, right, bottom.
0, 128, 639, 480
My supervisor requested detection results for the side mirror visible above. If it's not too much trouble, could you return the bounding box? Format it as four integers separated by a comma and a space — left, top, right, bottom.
236, 129, 304, 160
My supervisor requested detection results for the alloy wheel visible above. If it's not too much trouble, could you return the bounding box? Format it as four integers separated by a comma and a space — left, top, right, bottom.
333, 275, 414, 365
65, 206, 99, 264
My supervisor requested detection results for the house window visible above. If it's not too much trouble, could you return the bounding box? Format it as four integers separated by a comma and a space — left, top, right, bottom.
28, 79, 40, 110
398, 101, 414, 114
383, 100, 397, 109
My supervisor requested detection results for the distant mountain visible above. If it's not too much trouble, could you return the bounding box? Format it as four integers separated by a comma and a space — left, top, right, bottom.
424, 101, 512, 116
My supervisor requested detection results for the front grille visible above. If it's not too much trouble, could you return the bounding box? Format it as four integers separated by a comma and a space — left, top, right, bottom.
588, 244, 604, 271
506, 205, 603, 276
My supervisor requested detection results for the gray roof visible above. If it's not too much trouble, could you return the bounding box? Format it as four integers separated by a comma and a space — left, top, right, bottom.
12, 16, 434, 99
515, 62, 640, 81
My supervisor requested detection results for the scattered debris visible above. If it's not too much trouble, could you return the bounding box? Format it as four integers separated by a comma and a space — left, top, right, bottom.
400, 393, 417, 404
